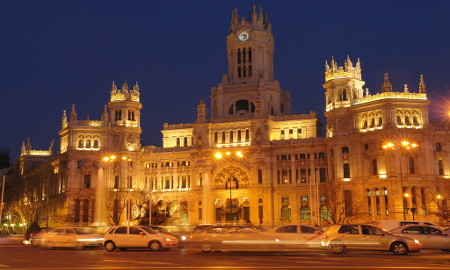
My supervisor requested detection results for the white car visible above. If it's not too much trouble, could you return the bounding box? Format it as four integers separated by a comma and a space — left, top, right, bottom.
41, 227, 104, 249
103, 226, 178, 252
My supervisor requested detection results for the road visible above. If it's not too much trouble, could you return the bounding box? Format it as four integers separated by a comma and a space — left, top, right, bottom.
0, 245, 450, 270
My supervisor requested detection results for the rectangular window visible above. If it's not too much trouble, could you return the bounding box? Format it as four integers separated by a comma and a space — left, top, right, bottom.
343, 163, 350, 178
282, 170, 288, 184
199, 208, 202, 220
438, 160, 444, 175
409, 157, 415, 174
300, 169, 307, 183
78, 161, 83, 169
372, 159, 378, 175
238, 67, 241, 78
83, 175, 91, 189
320, 168, 326, 183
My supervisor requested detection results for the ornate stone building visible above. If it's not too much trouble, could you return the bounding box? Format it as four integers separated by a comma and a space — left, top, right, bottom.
6, 6, 449, 229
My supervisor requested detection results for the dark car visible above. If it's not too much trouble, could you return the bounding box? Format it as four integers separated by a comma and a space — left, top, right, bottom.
148, 226, 188, 248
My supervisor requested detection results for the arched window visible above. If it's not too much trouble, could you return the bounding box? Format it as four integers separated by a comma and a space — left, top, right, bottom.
320, 204, 330, 221
237, 130, 242, 142
86, 140, 91, 148
214, 132, 218, 143
342, 90, 347, 101
258, 169, 263, 184
378, 117, 383, 126
300, 205, 311, 221
413, 116, 418, 124
184, 137, 188, 147
78, 140, 83, 148
370, 118, 375, 127
222, 131, 226, 142
405, 116, 410, 124
281, 130, 285, 139
342, 147, 349, 154
229, 130, 234, 142
245, 129, 250, 141
438, 160, 444, 175
363, 120, 368, 129
176, 138, 180, 147
397, 115, 402, 124
93, 140, 99, 148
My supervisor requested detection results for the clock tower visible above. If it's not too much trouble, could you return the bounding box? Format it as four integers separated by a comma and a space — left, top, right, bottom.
211, 5, 291, 118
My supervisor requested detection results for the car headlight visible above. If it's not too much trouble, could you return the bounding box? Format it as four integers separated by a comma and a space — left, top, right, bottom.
164, 238, 174, 242
414, 239, 420, 244
181, 236, 187, 241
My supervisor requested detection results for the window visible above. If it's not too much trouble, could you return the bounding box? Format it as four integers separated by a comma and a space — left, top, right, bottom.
300, 205, 310, 221
84, 175, 91, 189
281, 205, 291, 221
343, 163, 350, 178
114, 227, 127, 234
237, 130, 242, 141
361, 225, 384, 236
438, 160, 444, 175
320, 205, 330, 221
248, 47, 252, 62
245, 129, 250, 141
214, 132, 218, 143
78, 161, 83, 169
222, 131, 226, 142
342, 147, 349, 154
114, 175, 119, 189
129, 227, 142, 235
86, 140, 91, 148
320, 168, 326, 183
243, 66, 246, 77
199, 172, 203, 186
300, 169, 307, 183
409, 157, 415, 174
372, 159, 378, 175
93, 139, 99, 148
83, 199, 89, 222
338, 225, 359, 234
78, 140, 83, 148
238, 67, 241, 78
230, 131, 234, 142
74, 199, 80, 223
248, 65, 252, 76
436, 143, 442, 152
397, 115, 402, 123
176, 138, 180, 147
275, 226, 297, 233
184, 137, 188, 147
237, 49, 241, 64
378, 117, 383, 126
258, 169, 263, 184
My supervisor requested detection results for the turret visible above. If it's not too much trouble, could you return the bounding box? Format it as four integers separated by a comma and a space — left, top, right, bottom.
227, 5, 274, 85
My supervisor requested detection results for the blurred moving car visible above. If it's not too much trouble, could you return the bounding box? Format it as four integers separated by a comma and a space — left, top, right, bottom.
40, 227, 104, 249
148, 226, 188, 248
30, 227, 54, 247
189, 224, 279, 253
322, 224, 422, 255
261, 224, 324, 249
103, 226, 178, 252
0, 234, 26, 245
390, 225, 450, 251
377, 220, 442, 231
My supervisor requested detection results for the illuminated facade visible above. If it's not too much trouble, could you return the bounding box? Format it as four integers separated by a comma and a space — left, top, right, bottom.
14, 6, 449, 228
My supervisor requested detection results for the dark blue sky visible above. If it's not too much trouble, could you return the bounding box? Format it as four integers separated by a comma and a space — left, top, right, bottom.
1, 0, 449, 161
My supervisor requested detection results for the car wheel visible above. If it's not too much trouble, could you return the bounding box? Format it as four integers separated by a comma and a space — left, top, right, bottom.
31, 241, 39, 248
330, 242, 346, 254
149, 241, 161, 251
201, 241, 213, 253
391, 241, 409, 255
104, 241, 116, 252
119, 248, 127, 251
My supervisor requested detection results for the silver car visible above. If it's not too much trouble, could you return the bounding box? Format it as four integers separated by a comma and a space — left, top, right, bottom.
261, 224, 324, 249
322, 224, 422, 255
390, 225, 450, 251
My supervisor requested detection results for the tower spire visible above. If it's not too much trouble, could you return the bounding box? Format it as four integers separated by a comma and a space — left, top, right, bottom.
419, 74, 426, 93
381, 73, 392, 93
70, 104, 77, 121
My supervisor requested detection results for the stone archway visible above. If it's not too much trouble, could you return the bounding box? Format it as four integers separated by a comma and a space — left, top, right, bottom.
213, 166, 249, 189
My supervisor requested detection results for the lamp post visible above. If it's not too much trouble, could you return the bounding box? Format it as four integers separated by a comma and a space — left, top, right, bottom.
383, 140, 419, 220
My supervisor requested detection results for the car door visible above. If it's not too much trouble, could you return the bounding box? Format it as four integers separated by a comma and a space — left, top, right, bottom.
421, 226, 450, 250
128, 226, 147, 248
300, 226, 323, 248
337, 225, 361, 249
360, 225, 389, 250
111, 226, 129, 247
64, 228, 78, 247
51, 228, 67, 247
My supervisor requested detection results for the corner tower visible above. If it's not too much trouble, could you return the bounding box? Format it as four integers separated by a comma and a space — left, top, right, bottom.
211, 5, 291, 118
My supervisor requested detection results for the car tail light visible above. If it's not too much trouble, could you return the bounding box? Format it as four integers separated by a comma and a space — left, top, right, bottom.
323, 233, 328, 239
189, 234, 194, 240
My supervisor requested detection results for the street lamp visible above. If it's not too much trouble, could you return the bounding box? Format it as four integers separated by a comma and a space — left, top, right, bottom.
383, 140, 419, 220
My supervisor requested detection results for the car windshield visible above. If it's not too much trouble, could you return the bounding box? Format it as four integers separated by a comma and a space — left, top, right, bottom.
153, 227, 171, 234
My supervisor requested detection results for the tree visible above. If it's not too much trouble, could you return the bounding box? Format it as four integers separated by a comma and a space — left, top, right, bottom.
320, 180, 366, 224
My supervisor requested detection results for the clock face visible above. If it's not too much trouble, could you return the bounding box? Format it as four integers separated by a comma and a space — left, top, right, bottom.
239, 32, 249, 41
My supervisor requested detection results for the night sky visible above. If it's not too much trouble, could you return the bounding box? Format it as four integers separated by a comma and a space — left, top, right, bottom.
1, 0, 449, 161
